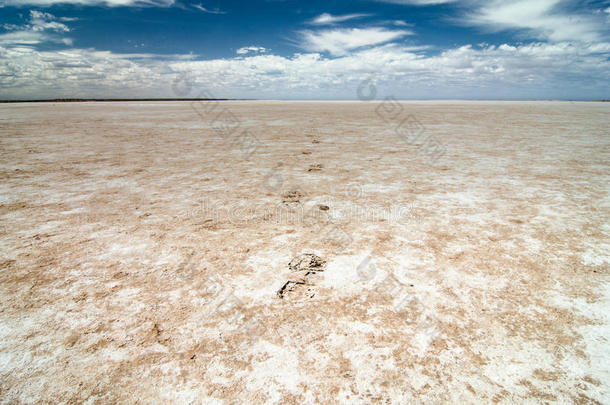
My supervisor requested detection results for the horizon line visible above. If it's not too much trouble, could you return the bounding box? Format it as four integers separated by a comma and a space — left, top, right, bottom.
1, 98, 609, 103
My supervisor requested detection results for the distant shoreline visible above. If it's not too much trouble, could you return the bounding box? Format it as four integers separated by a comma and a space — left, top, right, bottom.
0, 98, 608, 103
0, 98, 234, 103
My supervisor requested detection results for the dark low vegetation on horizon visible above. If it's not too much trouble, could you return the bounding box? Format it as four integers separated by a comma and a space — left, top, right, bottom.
0, 98, 235, 103
1, 99, 608, 103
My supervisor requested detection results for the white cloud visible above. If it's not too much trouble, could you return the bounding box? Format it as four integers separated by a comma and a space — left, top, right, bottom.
236, 46, 267, 55
375, 0, 608, 43
463, 0, 606, 42
29, 10, 70, 32
309, 13, 372, 25
2, 39, 608, 100
373, 0, 457, 4
0, 31, 48, 45
0, 0, 174, 6
0, 10, 72, 45
299, 27, 413, 56
0, 47, 166, 98
173, 40, 610, 99
192, 4, 225, 14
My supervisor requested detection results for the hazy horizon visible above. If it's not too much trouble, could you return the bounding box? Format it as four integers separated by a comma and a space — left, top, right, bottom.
1, 98, 610, 102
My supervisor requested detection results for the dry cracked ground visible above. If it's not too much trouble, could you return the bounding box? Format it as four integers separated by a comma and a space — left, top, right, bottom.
0, 101, 609, 404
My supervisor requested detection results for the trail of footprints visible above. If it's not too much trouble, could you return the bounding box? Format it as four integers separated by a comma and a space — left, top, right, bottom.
276, 139, 327, 300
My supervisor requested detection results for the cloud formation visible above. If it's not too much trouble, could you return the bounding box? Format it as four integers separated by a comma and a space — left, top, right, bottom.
0, 10, 72, 45
236, 46, 267, 55
192, 3, 225, 14
0, 0, 174, 6
373, 0, 457, 5
299, 27, 413, 56
309, 13, 372, 25
463, 0, 607, 42
373, 0, 609, 43
2, 38, 608, 100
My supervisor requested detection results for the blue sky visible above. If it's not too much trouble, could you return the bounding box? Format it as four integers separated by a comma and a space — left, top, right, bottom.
0, 0, 609, 99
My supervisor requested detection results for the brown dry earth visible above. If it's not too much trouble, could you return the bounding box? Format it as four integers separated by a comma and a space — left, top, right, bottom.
0, 101, 608, 404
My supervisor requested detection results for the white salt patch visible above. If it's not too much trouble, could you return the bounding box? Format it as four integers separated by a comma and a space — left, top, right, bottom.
200, 398, 225, 405
547, 281, 610, 400
343, 344, 396, 381
347, 321, 376, 334
582, 245, 610, 266
0, 189, 14, 203
324, 332, 347, 348
99, 241, 150, 259
483, 340, 553, 390
270, 233, 292, 244
100, 347, 129, 362
518, 233, 544, 253
363, 183, 401, 194
391, 251, 434, 273
114, 287, 141, 299
319, 256, 366, 295
246, 341, 303, 400
205, 359, 233, 386
33, 220, 63, 233
234, 248, 295, 301
59, 207, 87, 215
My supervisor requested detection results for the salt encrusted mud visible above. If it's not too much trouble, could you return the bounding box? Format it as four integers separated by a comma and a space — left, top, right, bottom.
0, 101, 608, 404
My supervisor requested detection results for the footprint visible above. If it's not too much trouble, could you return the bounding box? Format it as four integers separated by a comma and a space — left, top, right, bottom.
277, 254, 326, 299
